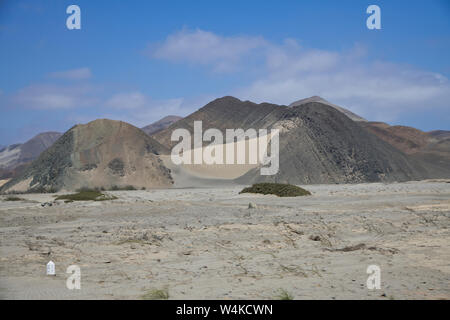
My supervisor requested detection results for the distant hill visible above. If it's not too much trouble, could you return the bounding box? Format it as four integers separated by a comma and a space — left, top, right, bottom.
289, 96, 367, 122
362, 122, 450, 179
0, 144, 22, 169
361, 122, 430, 154
1, 120, 172, 192
152, 96, 284, 149
153, 96, 431, 184
0, 132, 62, 179
142, 115, 182, 135
428, 130, 450, 140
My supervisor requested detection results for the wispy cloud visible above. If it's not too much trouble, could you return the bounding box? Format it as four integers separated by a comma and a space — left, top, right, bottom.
236, 43, 450, 122
5, 30, 450, 136
105, 91, 148, 109
102, 96, 185, 127
149, 29, 450, 122
11, 83, 98, 110
150, 28, 267, 72
48, 67, 92, 80
102, 92, 211, 128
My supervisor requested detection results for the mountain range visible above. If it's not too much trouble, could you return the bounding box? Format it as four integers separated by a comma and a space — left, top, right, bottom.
0, 132, 62, 180
152, 97, 438, 184
141, 115, 183, 135
1, 96, 449, 192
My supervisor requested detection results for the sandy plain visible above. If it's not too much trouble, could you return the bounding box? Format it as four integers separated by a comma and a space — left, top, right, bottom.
0, 180, 449, 299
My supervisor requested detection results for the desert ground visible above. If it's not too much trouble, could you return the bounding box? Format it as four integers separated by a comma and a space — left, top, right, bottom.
0, 180, 449, 300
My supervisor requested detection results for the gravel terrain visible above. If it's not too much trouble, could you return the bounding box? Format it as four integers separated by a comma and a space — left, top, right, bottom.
1, 180, 449, 299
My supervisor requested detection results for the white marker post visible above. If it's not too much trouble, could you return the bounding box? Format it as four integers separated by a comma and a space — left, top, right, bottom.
46, 261, 55, 276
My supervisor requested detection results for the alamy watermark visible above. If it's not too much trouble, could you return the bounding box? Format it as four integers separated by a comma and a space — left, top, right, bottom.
65, 5, 380, 31
66, 5, 81, 30
46, 261, 81, 290
366, 5, 381, 30
366, 265, 381, 290
170, 121, 280, 175
66, 265, 81, 290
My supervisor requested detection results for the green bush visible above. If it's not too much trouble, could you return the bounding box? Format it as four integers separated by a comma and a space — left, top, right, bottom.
76, 187, 100, 192
275, 289, 294, 300
109, 185, 136, 191
239, 183, 311, 197
141, 288, 169, 300
4, 196, 24, 201
27, 186, 58, 194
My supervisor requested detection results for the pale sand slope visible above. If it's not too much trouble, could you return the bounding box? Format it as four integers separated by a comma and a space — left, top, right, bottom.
0, 179, 9, 188
160, 132, 269, 182
160, 155, 244, 188
0, 181, 449, 300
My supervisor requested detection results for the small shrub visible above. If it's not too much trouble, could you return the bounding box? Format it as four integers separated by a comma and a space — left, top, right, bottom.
4, 196, 23, 201
239, 183, 311, 197
276, 289, 294, 300
55, 190, 116, 201
27, 186, 58, 194
141, 288, 169, 300
109, 185, 136, 191
108, 158, 125, 176
76, 187, 100, 192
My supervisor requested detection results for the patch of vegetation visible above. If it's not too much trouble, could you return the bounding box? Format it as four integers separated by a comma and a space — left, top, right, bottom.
80, 163, 97, 171
76, 187, 102, 192
109, 185, 136, 191
141, 288, 169, 300
4, 196, 24, 201
275, 289, 294, 300
55, 190, 117, 201
108, 158, 125, 176
74, 185, 137, 192
27, 131, 74, 191
28, 186, 59, 194
1, 186, 58, 195
239, 183, 311, 197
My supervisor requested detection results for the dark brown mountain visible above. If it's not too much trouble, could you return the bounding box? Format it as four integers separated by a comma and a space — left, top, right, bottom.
361, 122, 430, 154
151, 96, 284, 149
142, 115, 182, 135
362, 122, 450, 179
153, 96, 440, 184
428, 130, 450, 140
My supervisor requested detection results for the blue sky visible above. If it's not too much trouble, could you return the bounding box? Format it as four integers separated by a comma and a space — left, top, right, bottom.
0, 0, 449, 145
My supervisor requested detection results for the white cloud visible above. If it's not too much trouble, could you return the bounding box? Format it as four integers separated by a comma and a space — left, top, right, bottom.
102, 93, 202, 127
108, 97, 185, 127
11, 84, 98, 110
105, 92, 148, 109
149, 29, 450, 122
48, 67, 92, 80
237, 46, 450, 121
151, 28, 267, 72
6, 31, 450, 132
